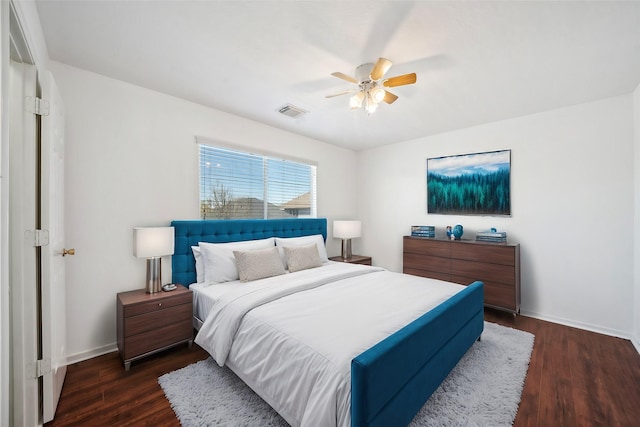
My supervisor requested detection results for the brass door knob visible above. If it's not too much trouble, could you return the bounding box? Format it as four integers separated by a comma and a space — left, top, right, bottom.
62, 248, 75, 256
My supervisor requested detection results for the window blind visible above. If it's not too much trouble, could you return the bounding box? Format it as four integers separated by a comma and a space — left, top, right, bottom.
199, 144, 316, 219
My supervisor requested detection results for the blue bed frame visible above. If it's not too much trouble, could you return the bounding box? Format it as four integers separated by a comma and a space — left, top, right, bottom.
171, 218, 484, 427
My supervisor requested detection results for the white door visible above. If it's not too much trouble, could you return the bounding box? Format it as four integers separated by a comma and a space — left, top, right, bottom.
39, 69, 68, 423
7, 4, 68, 425
9, 60, 39, 427
9, 64, 68, 425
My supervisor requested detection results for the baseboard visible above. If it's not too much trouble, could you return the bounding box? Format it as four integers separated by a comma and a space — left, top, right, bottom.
632, 334, 640, 355
65, 343, 117, 366
519, 309, 631, 341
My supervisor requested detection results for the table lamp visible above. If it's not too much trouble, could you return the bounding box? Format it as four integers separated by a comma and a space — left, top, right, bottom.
133, 226, 175, 293
333, 220, 361, 260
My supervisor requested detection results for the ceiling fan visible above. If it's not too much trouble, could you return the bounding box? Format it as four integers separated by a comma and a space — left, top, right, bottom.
326, 57, 417, 114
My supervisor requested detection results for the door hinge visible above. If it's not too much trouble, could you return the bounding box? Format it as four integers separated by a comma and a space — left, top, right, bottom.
36, 359, 51, 378
25, 96, 50, 116
25, 229, 49, 247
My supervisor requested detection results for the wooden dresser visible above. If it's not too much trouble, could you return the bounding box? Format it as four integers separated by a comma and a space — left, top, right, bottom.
117, 286, 193, 370
403, 236, 520, 314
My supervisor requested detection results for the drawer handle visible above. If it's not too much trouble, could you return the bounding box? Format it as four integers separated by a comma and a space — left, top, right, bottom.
158, 303, 162, 307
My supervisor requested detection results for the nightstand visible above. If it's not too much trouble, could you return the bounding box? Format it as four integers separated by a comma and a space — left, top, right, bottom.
117, 286, 193, 371
329, 255, 372, 266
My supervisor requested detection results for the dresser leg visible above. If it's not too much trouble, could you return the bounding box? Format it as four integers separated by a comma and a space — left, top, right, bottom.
188, 339, 193, 349
124, 361, 131, 371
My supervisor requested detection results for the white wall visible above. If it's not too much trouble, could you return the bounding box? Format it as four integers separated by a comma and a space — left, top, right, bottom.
634, 83, 640, 352
357, 95, 635, 338
49, 61, 358, 362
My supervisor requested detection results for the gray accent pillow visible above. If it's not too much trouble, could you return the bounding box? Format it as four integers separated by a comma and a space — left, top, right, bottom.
233, 247, 286, 282
284, 244, 322, 273
200, 238, 275, 284
275, 235, 329, 269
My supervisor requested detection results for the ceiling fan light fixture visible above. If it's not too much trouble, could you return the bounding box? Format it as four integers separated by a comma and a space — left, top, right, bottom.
364, 93, 378, 114
365, 102, 378, 114
327, 57, 417, 114
350, 91, 364, 109
371, 87, 385, 103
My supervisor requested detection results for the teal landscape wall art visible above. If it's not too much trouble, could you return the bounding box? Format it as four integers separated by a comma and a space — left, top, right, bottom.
427, 149, 511, 215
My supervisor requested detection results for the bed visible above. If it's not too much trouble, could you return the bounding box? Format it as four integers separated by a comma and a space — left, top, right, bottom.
171, 218, 484, 427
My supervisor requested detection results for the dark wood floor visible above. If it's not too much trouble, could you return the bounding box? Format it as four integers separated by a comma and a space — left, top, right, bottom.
45, 310, 640, 427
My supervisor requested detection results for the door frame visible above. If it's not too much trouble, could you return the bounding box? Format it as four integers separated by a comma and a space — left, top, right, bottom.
9, 57, 39, 427
2, 1, 56, 426
0, 2, 12, 426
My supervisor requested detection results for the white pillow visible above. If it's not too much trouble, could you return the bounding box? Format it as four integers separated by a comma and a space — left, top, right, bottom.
199, 237, 275, 284
191, 246, 204, 283
233, 247, 286, 282
275, 234, 328, 269
284, 244, 322, 273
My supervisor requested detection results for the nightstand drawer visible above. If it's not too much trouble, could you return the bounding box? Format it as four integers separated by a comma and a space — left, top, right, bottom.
123, 291, 191, 317
123, 320, 193, 360
124, 303, 192, 337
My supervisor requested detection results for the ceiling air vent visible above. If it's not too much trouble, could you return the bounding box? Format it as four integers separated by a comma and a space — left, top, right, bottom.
278, 104, 307, 119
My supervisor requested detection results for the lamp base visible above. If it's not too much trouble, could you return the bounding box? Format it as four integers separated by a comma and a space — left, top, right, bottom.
341, 239, 353, 260
145, 257, 162, 293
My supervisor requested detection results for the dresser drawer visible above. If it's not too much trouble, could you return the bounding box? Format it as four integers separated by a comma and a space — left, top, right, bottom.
452, 258, 516, 286
123, 320, 193, 360
483, 281, 517, 311
403, 252, 451, 275
452, 243, 516, 266
123, 291, 191, 317
124, 303, 192, 337
404, 238, 450, 257
405, 267, 451, 282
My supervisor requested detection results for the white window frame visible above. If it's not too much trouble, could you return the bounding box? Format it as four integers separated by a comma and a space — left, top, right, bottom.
197, 137, 317, 220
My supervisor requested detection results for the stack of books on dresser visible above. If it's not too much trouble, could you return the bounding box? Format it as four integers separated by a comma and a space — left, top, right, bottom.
411, 226, 435, 238
476, 230, 507, 243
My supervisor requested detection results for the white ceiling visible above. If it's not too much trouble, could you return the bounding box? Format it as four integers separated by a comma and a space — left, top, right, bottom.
34, 0, 640, 151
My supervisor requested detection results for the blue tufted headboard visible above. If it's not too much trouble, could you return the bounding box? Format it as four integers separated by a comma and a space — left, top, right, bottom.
171, 218, 327, 286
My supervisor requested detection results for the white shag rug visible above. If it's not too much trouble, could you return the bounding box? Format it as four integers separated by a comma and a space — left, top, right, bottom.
159, 322, 534, 427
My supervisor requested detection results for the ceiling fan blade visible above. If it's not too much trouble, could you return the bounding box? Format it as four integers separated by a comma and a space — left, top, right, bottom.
382, 90, 398, 104
325, 89, 356, 98
370, 57, 393, 81
383, 72, 417, 87
331, 72, 358, 84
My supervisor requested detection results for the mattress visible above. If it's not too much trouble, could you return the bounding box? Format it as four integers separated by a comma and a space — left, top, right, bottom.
193, 262, 465, 427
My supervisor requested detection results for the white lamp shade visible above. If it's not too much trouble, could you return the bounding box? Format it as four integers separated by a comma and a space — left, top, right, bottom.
133, 227, 175, 258
333, 220, 361, 239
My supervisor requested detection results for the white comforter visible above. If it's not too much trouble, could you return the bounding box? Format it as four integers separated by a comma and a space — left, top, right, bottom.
195, 262, 465, 427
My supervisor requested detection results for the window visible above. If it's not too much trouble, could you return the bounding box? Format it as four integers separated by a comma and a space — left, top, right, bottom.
199, 143, 317, 220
